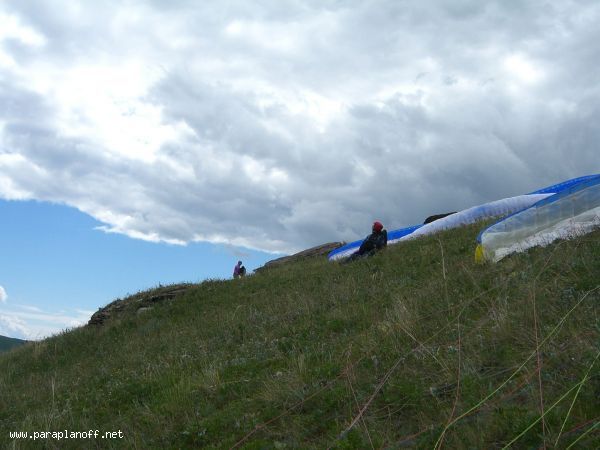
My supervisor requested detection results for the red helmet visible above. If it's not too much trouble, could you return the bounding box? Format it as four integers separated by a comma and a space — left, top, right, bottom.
372, 221, 383, 232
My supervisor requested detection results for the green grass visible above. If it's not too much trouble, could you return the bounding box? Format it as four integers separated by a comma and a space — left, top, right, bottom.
1, 223, 599, 449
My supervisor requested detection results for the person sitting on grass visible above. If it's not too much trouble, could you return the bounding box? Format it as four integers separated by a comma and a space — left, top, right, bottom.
346, 221, 388, 262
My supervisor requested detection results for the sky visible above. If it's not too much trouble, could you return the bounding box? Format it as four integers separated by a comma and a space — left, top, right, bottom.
1, 0, 599, 340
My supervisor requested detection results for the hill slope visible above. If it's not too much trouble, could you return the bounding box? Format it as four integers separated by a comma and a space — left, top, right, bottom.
0, 335, 27, 353
1, 223, 598, 448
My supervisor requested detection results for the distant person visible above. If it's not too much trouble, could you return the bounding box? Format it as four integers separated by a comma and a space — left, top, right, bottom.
346, 221, 388, 262
233, 261, 247, 278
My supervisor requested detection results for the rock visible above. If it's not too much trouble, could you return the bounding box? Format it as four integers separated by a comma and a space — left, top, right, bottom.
423, 212, 457, 224
255, 242, 344, 273
88, 310, 111, 326
88, 283, 193, 326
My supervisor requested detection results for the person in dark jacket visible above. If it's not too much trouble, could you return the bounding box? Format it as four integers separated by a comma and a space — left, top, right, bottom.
347, 221, 388, 262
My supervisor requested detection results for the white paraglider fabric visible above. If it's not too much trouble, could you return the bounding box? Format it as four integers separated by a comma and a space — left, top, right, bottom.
398, 194, 552, 242
478, 181, 600, 262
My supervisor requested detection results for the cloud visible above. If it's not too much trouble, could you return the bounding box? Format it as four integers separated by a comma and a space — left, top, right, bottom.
0, 313, 29, 339
0, 285, 6, 302
1, 0, 599, 253
0, 305, 93, 340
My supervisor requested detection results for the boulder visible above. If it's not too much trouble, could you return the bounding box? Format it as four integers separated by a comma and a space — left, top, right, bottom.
88, 283, 193, 326
255, 242, 344, 273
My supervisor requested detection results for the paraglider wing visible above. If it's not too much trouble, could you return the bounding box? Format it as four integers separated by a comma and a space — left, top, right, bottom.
398, 194, 553, 242
328, 175, 600, 263
476, 175, 600, 262
527, 174, 600, 194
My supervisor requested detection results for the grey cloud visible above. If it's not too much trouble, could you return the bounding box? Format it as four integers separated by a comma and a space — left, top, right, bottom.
1, 0, 599, 253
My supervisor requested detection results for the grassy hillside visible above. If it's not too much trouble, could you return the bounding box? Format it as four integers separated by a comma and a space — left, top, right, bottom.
0, 335, 27, 353
1, 223, 598, 449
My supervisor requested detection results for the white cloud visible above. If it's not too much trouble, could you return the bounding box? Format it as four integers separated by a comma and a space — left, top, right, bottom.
36, 63, 188, 163
0, 304, 93, 340
0, 313, 29, 339
0, 285, 7, 302
0, 0, 599, 253
0, 11, 46, 47
503, 54, 544, 85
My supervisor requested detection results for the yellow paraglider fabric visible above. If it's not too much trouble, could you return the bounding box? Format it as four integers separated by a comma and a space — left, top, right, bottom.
474, 244, 485, 264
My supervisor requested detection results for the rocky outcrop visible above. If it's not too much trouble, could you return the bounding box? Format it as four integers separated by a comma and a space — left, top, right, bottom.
255, 242, 344, 273
423, 212, 457, 224
88, 242, 344, 326
88, 284, 193, 326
